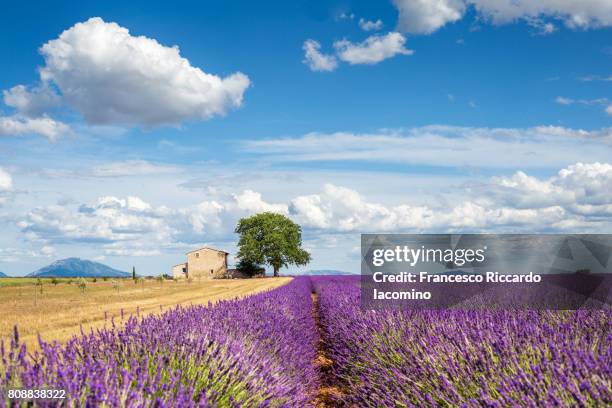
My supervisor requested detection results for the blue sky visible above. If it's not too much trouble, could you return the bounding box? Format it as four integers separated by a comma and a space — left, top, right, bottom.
0, 0, 611, 276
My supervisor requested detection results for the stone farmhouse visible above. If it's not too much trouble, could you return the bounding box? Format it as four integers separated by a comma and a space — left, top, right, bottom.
172, 247, 229, 280
172, 247, 264, 279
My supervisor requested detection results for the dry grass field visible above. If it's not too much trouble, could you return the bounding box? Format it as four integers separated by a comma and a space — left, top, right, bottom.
0, 277, 291, 350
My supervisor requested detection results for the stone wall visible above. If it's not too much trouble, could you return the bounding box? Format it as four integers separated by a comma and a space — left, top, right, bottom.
172, 263, 187, 279
186, 248, 227, 279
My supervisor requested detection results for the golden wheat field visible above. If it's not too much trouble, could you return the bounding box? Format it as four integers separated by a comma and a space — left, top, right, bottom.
0, 277, 291, 350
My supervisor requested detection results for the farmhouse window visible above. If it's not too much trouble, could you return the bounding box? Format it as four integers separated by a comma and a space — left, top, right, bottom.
195, 253, 199, 258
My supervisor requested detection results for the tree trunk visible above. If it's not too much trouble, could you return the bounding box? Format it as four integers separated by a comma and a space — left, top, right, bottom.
273, 265, 280, 277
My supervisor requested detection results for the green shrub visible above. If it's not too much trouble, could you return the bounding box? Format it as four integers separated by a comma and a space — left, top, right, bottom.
111, 280, 120, 292
77, 278, 87, 293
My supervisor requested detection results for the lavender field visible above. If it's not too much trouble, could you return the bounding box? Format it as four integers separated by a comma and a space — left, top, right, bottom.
313, 276, 611, 407
2, 276, 611, 407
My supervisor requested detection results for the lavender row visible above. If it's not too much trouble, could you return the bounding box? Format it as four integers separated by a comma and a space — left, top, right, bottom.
1, 277, 318, 407
313, 276, 611, 407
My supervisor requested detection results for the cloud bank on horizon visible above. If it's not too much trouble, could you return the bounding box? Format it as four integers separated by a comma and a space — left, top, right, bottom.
0, 1, 610, 274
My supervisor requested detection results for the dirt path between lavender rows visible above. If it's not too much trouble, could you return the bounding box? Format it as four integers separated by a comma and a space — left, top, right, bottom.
311, 292, 345, 407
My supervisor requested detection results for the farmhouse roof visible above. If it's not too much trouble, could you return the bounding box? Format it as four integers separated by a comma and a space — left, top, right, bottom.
172, 262, 187, 267
186, 247, 229, 255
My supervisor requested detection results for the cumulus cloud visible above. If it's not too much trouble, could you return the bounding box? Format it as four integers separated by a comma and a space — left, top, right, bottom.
359, 18, 384, 31
334, 32, 413, 65
471, 0, 612, 29
5, 17, 249, 129
3, 84, 61, 117
232, 190, 289, 214
288, 184, 570, 232
393, 0, 612, 34
0, 115, 71, 141
288, 163, 612, 233
393, 0, 465, 34
243, 125, 612, 169
302, 39, 338, 72
17, 189, 289, 256
488, 162, 612, 217
0, 167, 13, 191
13, 162, 612, 260
18, 195, 178, 257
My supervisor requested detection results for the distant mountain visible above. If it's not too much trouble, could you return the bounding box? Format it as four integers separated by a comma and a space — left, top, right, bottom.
300, 269, 357, 276
28, 258, 130, 278
0, 271, 7, 277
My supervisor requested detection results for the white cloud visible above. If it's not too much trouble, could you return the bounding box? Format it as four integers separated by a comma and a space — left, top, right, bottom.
0, 167, 13, 191
393, 0, 465, 34
12, 162, 612, 264
359, 18, 384, 31
243, 125, 612, 169
232, 190, 289, 215
288, 163, 612, 233
91, 160, 181, 177
3, 84, 60, 117
393, 0, 612, 34
20, 196, 172, 246
579, 74, 612, 82
183, 201, 225, 234
527, 18, 556, 35
0, 167, 13, 206
0, 115, 71, 141
13, 17, 249, 127
338, 12, 355, 21
302, 40, 338, 72
555, 96, 611, 115
334, 32, 413, 65
556, 96, 609, 106
470, 0, 612, 29
16, 190, 285, 256
488, 162, 612, 217
555, 96, 574, 105
41, 245, 55, 257
0, 246, 55, 263
288, 183, 576, 232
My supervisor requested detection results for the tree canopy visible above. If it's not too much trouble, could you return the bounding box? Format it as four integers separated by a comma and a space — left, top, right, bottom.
235, 212, 310, 277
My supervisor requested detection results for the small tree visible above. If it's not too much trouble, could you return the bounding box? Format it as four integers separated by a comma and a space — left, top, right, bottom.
132, 266, 136, 281
77, 278, 87, 293
236, 259, 264, 277
235, 212, 310, 277
135, 277, 145, 291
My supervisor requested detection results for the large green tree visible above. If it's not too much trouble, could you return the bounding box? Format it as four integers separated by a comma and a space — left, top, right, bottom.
235, 212, 311, 277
